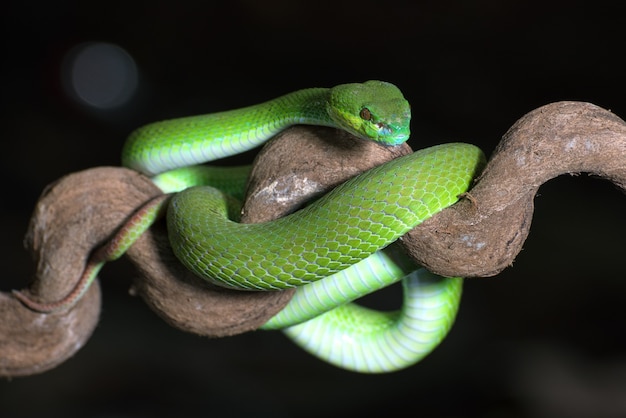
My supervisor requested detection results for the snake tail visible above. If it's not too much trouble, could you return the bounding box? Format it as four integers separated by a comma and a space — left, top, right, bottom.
13, 194, 171, 312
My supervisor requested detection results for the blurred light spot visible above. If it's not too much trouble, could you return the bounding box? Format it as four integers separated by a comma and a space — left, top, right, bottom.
63, 42, 138, 109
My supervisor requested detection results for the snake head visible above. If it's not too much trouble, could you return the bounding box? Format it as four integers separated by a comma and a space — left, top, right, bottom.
328, 80, 411, 146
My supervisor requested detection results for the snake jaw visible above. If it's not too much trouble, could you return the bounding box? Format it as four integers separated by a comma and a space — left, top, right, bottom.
375, 122, 409, 145
367, 115, 410, 146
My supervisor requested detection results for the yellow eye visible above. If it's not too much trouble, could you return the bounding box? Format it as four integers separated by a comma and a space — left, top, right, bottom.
359, 108, 372, 121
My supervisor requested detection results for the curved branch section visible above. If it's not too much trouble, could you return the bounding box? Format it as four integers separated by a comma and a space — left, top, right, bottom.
402, 101, 626, 277
0, 167, 157, 377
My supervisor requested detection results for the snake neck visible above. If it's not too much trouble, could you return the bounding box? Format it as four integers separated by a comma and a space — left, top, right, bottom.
122, 88, 337, 175
272, 87, 335, 127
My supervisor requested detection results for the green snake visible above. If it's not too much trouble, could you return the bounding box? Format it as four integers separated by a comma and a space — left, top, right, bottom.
14, 80, 485, 373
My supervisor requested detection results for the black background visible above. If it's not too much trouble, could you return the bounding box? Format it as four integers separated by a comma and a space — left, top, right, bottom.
2, 1, 626, 417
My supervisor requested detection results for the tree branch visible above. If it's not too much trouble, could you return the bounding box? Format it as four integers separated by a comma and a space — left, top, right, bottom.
3, 101, 625, 377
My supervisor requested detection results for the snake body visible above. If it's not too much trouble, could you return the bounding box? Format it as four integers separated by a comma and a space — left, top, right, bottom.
16, 81, 486, 373
166, 143, 480, 292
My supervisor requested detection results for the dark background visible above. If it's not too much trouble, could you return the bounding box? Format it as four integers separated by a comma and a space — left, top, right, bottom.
2, 1, 626, 417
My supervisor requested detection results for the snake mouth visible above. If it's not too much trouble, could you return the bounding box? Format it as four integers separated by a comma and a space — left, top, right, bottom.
376, 123, 409, 146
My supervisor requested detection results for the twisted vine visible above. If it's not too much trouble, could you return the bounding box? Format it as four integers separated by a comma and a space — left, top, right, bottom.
1, 101, 624, 377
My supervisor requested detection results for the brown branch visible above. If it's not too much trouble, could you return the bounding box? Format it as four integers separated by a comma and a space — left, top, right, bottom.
401, 101, 626, 277
0, 167, 155, 377
2, 101, 625, 377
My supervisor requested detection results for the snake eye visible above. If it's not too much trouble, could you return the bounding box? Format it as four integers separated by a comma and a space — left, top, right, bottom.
359, 108, 372, 121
